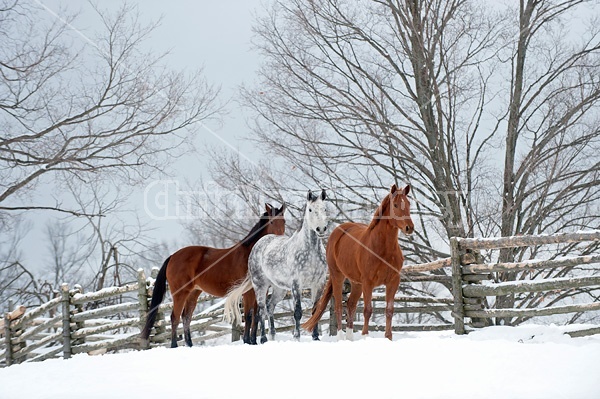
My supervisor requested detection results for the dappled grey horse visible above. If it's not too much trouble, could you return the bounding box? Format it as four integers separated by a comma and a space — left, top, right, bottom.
225, 190, 328, 343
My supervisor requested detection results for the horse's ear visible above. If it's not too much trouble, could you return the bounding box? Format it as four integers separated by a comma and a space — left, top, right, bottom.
307, 190, 315, 202
278, 203, 286, 214
320, 189, 327, 201
390, 184, 398, 194
265, 203, 273, 215
403, 185, 411, 196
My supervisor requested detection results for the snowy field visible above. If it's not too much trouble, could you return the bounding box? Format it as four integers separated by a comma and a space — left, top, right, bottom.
1, 325, 599, 399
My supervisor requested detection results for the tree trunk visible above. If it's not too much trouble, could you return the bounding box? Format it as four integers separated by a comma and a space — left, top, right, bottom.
497, 0, 535, 324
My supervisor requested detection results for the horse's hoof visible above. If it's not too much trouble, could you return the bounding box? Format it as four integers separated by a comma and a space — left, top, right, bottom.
337, 330, 344, 340
260, 336, 268, 344
312, 336, 320, 341
346, 329, 354, 341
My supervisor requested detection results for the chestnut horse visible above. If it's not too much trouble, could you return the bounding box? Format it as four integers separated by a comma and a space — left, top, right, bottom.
303, 184, 414, 340
141, 203, 286, 347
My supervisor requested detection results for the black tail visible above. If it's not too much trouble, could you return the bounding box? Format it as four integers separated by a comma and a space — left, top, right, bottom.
141, 256, 170, 340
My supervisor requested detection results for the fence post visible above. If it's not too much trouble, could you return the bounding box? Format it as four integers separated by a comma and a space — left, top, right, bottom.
61, 283, 72, 359
461, 252, 489, 329
450, 238, 465, 335
3, 313, 13, 367
137, 268, 150, 349
72, 285, 84, 347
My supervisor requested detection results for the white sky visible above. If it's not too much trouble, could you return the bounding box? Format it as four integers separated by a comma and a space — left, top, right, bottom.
11, 0, 269, 270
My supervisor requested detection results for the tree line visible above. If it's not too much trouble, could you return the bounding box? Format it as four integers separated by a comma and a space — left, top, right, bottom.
2, 0, 599, 325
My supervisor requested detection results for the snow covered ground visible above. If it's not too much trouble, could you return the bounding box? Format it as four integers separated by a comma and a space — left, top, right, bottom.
1, 324, 599, 399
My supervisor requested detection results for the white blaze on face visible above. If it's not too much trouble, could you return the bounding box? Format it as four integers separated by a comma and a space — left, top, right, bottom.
306, 196, 328, 236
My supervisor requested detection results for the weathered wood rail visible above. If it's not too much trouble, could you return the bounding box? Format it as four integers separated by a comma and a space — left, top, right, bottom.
325, 258, 455, 335
2, 230, 598, 368
0, 268, 230, 367
1, 259, 454, 367
451, 231, 600, 336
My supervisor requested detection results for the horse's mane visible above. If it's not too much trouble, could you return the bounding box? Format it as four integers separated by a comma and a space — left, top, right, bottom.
241, 211, 270, 247
368, 192, 392, 229
297, 202, 307, 230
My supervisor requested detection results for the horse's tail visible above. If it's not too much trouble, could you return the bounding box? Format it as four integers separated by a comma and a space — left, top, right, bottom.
223, 274, 253, 325
302, 278, 333, 332
141, 256, 170, 341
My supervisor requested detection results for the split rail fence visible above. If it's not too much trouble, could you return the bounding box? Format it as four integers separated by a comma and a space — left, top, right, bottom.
2, 230, 599, 368
0, 268, 229, 367
451, 231, 600, 337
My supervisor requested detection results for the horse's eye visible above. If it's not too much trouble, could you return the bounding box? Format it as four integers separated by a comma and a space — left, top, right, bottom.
309, 208, 312, 212
394, 204, 398, 208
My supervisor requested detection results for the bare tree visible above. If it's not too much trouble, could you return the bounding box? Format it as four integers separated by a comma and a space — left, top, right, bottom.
218, 0, 506, 263
491, 0, 600, 318
62, 181, 158, 292
0, 218, 60, 309
183, 166, 300, 248
44, 220, 91, 289
200, 0, 600, 324
0, 1, 224, 309
0, 1, 222, 220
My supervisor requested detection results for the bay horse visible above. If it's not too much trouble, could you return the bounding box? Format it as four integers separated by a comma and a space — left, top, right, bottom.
302, 184, 414, 340
141, 203, 286, 347
225, 190, 328, 343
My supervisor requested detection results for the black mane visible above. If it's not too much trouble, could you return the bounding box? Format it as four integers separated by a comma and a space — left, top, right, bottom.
241, 211, 270, 247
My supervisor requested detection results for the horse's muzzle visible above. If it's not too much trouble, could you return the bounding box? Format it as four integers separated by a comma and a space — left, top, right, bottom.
316, 226, 327, 237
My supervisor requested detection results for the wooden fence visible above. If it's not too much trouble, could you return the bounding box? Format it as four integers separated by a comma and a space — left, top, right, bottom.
0, 268, 230, 367
451, 231, 600, 337
2, 230, 599, 368
1, 258, 453, 367
328, 258, 455, 334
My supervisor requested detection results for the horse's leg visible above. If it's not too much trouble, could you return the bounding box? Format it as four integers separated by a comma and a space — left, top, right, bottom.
182, 289, 202, 347
345, 282, 363, 341
310, 286, 324, 341
251, 300, 259, 345
385, 280, 400, 340
267, 287, 286, 340
361, 284, 374, 336
241, 290, 256, 345
291, 281, 304, 340
330, 274, 345, 338
258, 301, 268, 344
254, 283, 269, 344
170, 289, 190, 348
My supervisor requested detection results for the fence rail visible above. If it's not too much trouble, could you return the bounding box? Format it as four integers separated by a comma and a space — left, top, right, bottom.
2, 230, 599, 368
452, 230, 600, 336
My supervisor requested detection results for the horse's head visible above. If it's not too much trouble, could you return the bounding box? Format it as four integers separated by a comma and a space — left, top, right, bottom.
265, 203, 286, 236
389, 184, 414, 235
305, 189, 328, 238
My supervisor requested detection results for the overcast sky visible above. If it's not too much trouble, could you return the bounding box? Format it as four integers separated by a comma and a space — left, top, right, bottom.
16, 0, 270, 268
